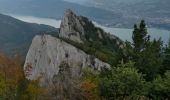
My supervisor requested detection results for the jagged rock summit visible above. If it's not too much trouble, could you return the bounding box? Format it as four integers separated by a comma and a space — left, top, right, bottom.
59, 9, 125, 48
24, 9, 125, 85
60, 9, 85, 43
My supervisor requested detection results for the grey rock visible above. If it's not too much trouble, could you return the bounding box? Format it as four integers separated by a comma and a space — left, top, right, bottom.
60, 9, 85, 43
24, 35, 110, 82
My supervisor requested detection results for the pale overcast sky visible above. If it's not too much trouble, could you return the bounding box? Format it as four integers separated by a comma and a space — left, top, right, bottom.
63, 0, 87, 4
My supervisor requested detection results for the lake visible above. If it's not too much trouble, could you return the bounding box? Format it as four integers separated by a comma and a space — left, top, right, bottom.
12, 15, 170, 44
11, 15, 61, 28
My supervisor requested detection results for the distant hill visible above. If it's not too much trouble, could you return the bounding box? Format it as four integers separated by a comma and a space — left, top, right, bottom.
0, 0, 121, 25
73, 0, 170, 30
0, 13, 58, 56
0, 0, 169, 30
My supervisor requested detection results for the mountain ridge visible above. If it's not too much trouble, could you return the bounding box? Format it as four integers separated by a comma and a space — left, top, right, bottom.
67, 0, 170, 30
0, 13, 58, 56
0, 0, 121, 26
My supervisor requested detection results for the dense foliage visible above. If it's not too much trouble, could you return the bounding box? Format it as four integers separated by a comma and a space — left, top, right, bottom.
99, 62, 148, 100
74, 20, 170, 99
0, 54, 45, 100
52, 20, 170, 100
95, 20, 170, 99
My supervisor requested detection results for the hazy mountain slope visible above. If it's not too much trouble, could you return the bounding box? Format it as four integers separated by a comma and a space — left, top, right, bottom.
66, 0, 170, 30
0, 13, 58, 56
121, 0, 170, 29
0, 0, 169, 29
0, 0, 121, 25
74, 0, 170, 15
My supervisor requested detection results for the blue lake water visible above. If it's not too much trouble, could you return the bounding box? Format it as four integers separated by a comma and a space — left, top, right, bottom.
94, 22, 170, 44
12, 15, 170, 44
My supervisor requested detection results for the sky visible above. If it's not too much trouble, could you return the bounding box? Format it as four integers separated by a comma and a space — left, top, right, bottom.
63, 0, 86, 4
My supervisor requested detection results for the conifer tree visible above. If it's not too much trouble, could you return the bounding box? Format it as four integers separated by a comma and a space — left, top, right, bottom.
132, 20, 150, 54
161, 39, 170, 74
132, 20, 162, 80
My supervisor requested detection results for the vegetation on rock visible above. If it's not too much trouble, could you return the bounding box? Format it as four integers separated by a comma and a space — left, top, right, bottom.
1, 14, 170, 99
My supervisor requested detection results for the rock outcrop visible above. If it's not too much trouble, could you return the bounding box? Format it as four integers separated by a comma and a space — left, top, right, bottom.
60, 9, 85, 43
24, 9, 126, 86
60, 9, 125, 49
24, 35, 110, 82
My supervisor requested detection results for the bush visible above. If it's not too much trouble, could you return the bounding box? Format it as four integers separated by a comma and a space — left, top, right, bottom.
151, 71, 170, 99
98, 62, 148, 100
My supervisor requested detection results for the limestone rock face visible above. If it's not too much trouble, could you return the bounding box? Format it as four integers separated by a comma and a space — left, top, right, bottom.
23, 9, 126, 87
60, 9, 86, 43
59, 9, 125, 49
24, 35, 110, 81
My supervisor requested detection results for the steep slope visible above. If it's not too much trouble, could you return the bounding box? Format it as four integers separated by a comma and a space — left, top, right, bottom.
24, 10, 125, 85
60, 9, 125, 65
60, 9, 85, 43
24, 35, 110, 81
0, 13, 58, 56
60, 9, 124, 45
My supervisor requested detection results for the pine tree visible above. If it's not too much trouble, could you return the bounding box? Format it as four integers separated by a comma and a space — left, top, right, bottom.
132, 24, 140, 52
132, 20, 163, 80
161, 39, 170, 74
132, 20, 150, 67
132, 20, 150, 53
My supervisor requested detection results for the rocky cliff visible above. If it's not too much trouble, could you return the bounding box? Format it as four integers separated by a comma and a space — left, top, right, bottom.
60, 9, 85, 43
24, 35, 110, 82
60, 9, 125, 49
24, 9, 125, 85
